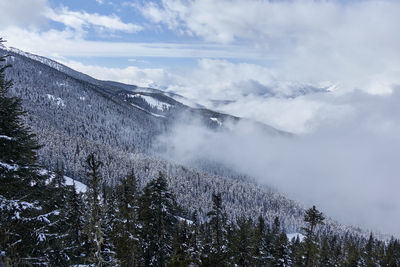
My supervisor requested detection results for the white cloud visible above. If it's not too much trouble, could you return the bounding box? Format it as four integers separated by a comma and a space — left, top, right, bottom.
2, 27, 261, 59
0, 0, 48, 30
157, 90, 400, 237
45, 6, 142, 34
60, 60, 174, 87
140, 0, 400, 94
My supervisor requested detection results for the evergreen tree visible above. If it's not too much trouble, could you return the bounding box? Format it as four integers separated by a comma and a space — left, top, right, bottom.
188, 211, 202, 266
0, 43, 61, 266
138, 172, 177, 266
202, 192, 228, 266
101, 183, 119, 265
113, 171, 139, 266
169, 221, 191, 266
252, 215, 271, 266
64, 181, 89, 265
84, 153, 106, 266
361, 233, 376, 267
301, 205, 325, 266
230, 216, 254, 267
272, 231, 291, 267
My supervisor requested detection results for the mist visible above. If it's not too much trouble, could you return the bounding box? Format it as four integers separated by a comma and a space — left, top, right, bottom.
156, 89, 400, 237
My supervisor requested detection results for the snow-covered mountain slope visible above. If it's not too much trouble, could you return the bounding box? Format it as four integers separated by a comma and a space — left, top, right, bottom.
2, 45, 287, 136
0, 46, 369, 237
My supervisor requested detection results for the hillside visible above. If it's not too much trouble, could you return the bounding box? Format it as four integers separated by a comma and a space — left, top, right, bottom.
1, 46, 362, 236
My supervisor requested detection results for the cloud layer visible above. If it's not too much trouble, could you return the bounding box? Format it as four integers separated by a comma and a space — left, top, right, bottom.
141, 0, 400, 93
157, 89, 400, 236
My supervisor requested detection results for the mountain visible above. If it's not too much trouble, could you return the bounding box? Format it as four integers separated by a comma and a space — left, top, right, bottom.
1, 46, 364, 236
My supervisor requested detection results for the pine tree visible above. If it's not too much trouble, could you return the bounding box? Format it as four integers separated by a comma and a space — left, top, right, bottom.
138, 172, 177, 266
168, 220, 191, 266
362, 233, 376, 267
301, 205, 325, 267
0, 43, 61, 266
64, 181, 88, 265
84, 153, 106, 266
272, 231, 291, 267
188, 211, 202, 266
252, 215, 271, 266
101, 183, 119, 265
202, 192, 228, 266
113, 171, 139, 266
230, 216, 254, 266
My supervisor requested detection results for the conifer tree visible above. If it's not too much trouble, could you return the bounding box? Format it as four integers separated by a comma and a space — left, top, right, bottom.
169, 221, 191, 266
272, 231, 291, 267
138, 172, 177, 266
301, 205, 325, 266
0, 42, 61, 266
85, 153, 106, 266
102, 183, 119, 265
64, 181, 88, 265
203, 192, 228, 266
252, 215, 271, 266
188, 211, 202, 265
230, 216, 254, 266
113, 171, 139, 266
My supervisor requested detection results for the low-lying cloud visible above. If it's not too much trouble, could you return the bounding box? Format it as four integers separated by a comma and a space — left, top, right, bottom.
157, 89, 400, 237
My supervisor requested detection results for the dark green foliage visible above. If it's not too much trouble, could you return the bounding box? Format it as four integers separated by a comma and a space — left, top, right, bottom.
202, 192, 228, 266
84, 153, 107, 266
229, 216, 254, 266
301, 205, 325, 266
272, 231, 291, 267
0, 45, 61, 266
137, 172, 177, 266
253, 216, 271, 266
168, 221, 192, 266
113, 171, 139, 266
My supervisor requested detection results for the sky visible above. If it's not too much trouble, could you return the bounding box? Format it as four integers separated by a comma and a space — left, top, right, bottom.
2, 0, 400, 236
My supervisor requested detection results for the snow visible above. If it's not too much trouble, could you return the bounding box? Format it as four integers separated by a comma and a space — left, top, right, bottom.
210, 117, 222, 126
128, 94, 172, 111
56, 81, 67, 87
287, 233, 305, 242
0, 161, 19, 171
0, 135, 13, 140
177, 216, 193, 225
169, 95, 204, 108
65, 176, 87, 193
41, 169, 87, 193
130, 103, 166, 118
46, 94, 66, 107
5, 46, 66, 72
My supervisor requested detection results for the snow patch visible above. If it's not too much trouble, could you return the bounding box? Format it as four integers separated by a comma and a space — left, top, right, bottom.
177, 216, 193, 225
128, 94, 172, 111
0, 135, 13, 140
0, 161, 19, 171
42, 169, 87, 193
65, 176, 87, 193
210, 117, 222, 126
130, 103, 166, 118
47, 94, 66, 107
287, 233, 305, 242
